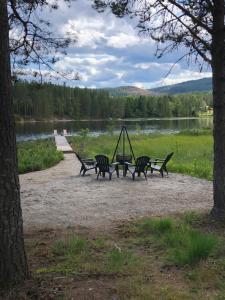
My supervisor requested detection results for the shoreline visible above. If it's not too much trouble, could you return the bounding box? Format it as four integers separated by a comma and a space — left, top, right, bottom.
16, 115, 213, 124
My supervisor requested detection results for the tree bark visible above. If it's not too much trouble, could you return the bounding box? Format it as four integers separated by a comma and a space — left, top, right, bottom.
211, 0, 225, 218
0, 0, 28, 288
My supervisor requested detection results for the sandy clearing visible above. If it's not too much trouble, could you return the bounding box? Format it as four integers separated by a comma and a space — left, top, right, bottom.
20, 153, 213, 230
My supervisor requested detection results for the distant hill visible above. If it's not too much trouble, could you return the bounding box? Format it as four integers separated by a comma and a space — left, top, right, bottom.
150, 77, 212, 94
105, 86, 152, 96
104, 78, 212, 96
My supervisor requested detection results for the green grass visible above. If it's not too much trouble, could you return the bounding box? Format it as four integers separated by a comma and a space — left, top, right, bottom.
52, 236, 87, 256
135, 217, 217, 266
37, 234, 139, 276
17, 139, 63, 174
139, 218, 173, 234
68, 130, 213, 180
106, 248, 139, 273
24, 213, 225, 299
167, 229, 217, 265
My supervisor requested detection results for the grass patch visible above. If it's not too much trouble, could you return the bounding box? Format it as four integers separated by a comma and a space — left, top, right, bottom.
182, 211, 201, 225
68, 131, 213, 180
38, 234, 140, 276
134, 217, 217, 266
106, 248, 139, 273
166, 229, 217, 265
52, 236, 87, 256
22, 213, 225, 299
139, 217, 173, 234
17, 138, 63, 174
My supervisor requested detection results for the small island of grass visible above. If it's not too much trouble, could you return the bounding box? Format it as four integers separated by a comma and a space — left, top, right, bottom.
17, 139, 63, 174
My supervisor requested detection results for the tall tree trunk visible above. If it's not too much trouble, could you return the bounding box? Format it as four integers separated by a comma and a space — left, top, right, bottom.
0, 0, 28, 288
211, 0, 225, 218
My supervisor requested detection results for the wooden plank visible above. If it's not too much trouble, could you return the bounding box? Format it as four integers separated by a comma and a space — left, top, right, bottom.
55, 135, 73, 153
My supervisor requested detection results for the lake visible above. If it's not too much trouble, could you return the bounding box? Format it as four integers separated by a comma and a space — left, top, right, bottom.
16, 117, 213, 141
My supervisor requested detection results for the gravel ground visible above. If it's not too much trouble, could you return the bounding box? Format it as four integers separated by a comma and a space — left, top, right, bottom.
20, 153, 213, 230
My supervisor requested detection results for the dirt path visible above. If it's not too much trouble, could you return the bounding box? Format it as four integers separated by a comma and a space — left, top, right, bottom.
20, 154, 213, 230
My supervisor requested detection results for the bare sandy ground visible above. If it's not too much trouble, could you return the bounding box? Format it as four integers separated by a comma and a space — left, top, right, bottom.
20, 154, 213, 230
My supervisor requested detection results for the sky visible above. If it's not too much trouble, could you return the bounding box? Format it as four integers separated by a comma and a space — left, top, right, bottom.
37, 0, 212, 89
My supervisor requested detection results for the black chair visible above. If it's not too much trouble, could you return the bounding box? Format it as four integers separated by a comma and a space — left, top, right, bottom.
95, 155, 119, 180
125, 156, 150, 180
75, 152, 97, 176
149, 152, 174, 177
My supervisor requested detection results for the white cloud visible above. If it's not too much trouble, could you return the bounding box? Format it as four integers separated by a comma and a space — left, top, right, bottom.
61, 19, 105, 48
55, 54, 119, 69
107, 33, 140, 48
133, 82, 145, 89
18, 0, 212, 89
134, 62, 179, 71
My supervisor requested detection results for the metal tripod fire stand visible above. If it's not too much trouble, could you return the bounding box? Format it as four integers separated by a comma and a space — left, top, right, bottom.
111, 125, 135, 176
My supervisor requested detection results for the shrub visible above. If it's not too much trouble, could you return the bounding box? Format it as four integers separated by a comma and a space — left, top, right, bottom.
168, 229, 217, 265
18, 139, 63, 174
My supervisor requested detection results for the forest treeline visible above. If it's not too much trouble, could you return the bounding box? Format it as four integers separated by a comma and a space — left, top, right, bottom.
13, 81, 213, 120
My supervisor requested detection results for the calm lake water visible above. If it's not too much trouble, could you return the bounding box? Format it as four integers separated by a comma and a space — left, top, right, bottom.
16, 117, 213, 141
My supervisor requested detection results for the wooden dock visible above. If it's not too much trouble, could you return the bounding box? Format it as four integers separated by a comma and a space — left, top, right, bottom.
55, 135, 74, 153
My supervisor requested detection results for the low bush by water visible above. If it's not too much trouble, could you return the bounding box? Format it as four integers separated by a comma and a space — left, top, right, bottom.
17, 139, 63, 174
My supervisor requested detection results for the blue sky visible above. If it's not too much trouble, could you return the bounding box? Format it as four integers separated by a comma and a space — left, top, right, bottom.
37, 0, 212, 89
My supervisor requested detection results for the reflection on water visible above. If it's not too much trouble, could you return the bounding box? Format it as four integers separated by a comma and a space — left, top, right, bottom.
16, 117, 213, 141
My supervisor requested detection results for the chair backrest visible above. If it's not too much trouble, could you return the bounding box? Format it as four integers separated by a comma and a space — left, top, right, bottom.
75, 152, 85, 167
135, 156, 150, 172
95, 155, 110, 172
116, 154, 132, 165
162, 152, 174, 169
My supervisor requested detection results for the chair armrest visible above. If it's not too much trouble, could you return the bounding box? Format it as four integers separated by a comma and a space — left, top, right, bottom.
83, 158, 94, 161
155, 158, 165, 161
150, 160, 162, 164
85, 161, 96, 166
124, 162, 135, 167
112, 162, 120, 166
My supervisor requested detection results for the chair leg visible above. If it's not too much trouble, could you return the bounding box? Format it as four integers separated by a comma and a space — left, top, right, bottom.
95, 167, 97, 174
97, 171, 100, 180
160, 170, 164, 177
109, 173, 112, 180
132, 173, 135, 180
82, 169, 86, 176
80, 166, 84, 174
124, 165, 128, 176
103, 172, 105, 178
151, 168, 153, 174
115, 165, 119, 178
144, 171, 147, 181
